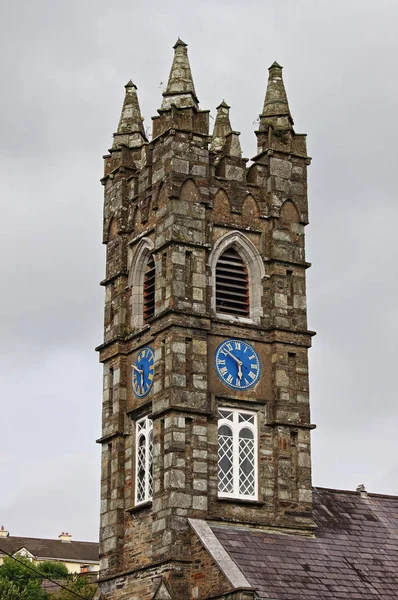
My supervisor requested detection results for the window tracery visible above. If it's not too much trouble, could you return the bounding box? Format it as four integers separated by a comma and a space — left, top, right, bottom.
218, 408, 257, 500
135, 416, 153, 505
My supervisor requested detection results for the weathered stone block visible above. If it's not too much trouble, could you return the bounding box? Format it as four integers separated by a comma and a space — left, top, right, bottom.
270, 157, 292, 179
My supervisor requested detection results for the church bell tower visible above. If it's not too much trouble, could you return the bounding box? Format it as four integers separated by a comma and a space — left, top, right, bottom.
97, 40, 314, 599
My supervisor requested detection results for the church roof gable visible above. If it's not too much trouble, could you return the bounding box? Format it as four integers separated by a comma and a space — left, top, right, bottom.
188, 518, 252, 592
209, 488, 398, 599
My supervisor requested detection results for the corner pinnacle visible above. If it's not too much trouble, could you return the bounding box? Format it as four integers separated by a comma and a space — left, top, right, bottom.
115, 80, 147, 145
161, 39, 199, 110
261, 60, 292, 123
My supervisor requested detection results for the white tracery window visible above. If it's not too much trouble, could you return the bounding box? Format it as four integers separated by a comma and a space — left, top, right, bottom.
135, 416, 153, 505
218, 408, 257, 500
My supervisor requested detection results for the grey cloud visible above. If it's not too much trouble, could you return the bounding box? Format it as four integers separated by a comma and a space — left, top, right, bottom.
1, 0, 397, 540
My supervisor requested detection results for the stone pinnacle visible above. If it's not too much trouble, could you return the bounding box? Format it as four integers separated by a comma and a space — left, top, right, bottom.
261, 61, 292, 120
161, 39, 199, 110
210, 101, 233, 153
117, 80, 147, 140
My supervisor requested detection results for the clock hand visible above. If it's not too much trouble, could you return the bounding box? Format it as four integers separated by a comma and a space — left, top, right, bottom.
224, 349, 243, 367
132, 364, 143, 375
223, 349, 243, 379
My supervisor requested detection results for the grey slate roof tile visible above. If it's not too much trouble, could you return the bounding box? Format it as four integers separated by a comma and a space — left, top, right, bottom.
211, 487, 398, 599
0, 535, 98, 563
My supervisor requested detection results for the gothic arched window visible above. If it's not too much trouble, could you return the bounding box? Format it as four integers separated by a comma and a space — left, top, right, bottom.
218, 408, 257, 500
215, 247, 250, 317
128, 238, 155, 329
143, 255, 155, 322
208, 230, 266, 324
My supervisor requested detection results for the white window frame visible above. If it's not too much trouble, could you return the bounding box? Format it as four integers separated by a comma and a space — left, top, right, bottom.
135, 416, 153, 505
218, 408, 258, 501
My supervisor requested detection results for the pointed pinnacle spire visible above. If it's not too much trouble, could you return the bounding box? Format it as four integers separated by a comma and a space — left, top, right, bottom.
173, 37, 187, 48
161, 39, 199, 110
116, 81, 147, 142
210, 101, 232, 152
261, 61, 293, 123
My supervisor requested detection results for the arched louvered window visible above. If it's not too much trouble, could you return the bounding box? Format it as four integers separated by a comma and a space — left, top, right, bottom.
143, 255, 155, 322
215, 247, 250, 317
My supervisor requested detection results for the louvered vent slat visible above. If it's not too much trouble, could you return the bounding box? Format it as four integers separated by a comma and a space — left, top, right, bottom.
143, 255, 155, 322
216, 247, 249, 317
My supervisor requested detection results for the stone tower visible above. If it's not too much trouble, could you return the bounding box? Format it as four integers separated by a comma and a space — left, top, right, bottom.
97, 40, 314, 600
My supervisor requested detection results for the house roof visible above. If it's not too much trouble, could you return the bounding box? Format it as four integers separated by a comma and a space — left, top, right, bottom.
207, 487, 398, 599
0, 535, 99, 563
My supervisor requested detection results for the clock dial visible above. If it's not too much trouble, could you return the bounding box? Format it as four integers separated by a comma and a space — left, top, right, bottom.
132, 346, 155, 398
215, 339, 260, 390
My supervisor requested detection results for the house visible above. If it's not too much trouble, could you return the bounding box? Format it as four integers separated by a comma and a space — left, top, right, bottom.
0, 527, 99, 575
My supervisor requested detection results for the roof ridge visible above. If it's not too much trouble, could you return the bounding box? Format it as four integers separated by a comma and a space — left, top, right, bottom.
313, 486, 398, 499
1, 535, 98, 544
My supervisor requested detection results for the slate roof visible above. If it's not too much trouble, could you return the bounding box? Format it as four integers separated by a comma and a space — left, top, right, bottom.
0, 535, 99, 563
211, 487, 398, 600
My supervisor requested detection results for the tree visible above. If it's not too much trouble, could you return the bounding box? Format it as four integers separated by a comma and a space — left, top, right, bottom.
0, 555, 97, 600
0, 577, 21, 600
38, 561, 69, 579
0, 556, 48, 600
53, 574, 97, 600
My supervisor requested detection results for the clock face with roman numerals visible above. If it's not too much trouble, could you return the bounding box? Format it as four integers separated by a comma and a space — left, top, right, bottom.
214, 339, 261, 390
132, 346, 155, 398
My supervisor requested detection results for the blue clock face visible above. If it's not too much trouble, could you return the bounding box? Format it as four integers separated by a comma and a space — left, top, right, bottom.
215, 339, 260, 390
132, 346, 155, 398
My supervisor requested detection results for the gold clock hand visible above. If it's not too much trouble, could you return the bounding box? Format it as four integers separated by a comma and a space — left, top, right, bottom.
237, 364, 242, 379
132, 364, 143, 374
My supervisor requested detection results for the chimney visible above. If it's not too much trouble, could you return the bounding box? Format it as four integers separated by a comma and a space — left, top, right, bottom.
0, 526, 9, 538
356, 484, 368, 498
58, 532, 72, 543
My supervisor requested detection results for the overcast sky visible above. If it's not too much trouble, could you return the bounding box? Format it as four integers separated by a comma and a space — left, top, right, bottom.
1, 0, 397, 542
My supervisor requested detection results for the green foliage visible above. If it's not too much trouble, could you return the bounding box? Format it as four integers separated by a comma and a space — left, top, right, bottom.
38, 561, 69, 578
0, 556, 48, 600
0, 555, 96, 600
0, 577, 22, 600
53, 574, 97, 600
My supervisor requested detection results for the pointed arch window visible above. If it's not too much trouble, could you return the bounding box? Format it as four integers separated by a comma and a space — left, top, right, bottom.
143, 255, 155, 322
209, 230, 266, 325
215, 247, 250, 317
129, 238, 156, 329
